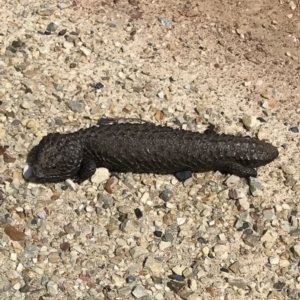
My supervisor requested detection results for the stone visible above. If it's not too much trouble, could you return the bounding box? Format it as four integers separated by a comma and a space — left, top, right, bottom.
159, 241, 171, 251
213, 244, 228, 259
237, 197, 250, 210
80, 46, 91, 56
163, 210, 176, 225
269, 256, 279, 265
261, 229, 278, 243
132, 284, 150, 298
159, 189, 173, 202
144, 256, 162, 275
47, 22, 57, 32
4, 225, 25, 241
60, 242, 70, 252
105, 177, 118, 194
121, 219, 141, 233
58, 3, 68, 9
91, 168, 110, 184
65, 179, 76, 190
263, 209, 274, 220
26, 120, 40, 129
157, 91, 165, 99
130, 246, 149, 259
182, 267, 194, 278
225, 175, 240, 186
111, 274, 123, 287
242, 115, 259, 130
228, 279, 247, 290
126, 276, 136, 283
46, 281, 58, 295
48, 252, 60, 263
158, 18, 172, 27
229, 261, 240, 274
243, 234, 260, 247
281, 165, 296, 175
23, 165, 33, 180
169, 274, 184, 281
0, 127, 5, 140
292, 244, 300, 259
63, 41, 73, 49
162, 232, 174, 242
167, 281, 185, 292
172, 265, 186, 276
69, 100, 84, 112
37, 8, 54, 16
249, 177, 264, 197
289, 1, 296, 10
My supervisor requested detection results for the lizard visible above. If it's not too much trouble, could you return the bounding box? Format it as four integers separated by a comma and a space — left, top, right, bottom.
26, 121, 279, 184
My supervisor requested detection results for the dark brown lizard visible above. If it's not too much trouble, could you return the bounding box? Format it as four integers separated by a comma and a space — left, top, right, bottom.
26, 122, 279, 184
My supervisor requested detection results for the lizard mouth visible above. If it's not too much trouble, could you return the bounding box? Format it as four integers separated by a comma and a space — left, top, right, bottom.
24, 164, 59, 183
30, 165, 46, 179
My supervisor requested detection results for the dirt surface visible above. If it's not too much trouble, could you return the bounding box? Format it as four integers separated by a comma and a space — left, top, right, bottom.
0, 0, 300, 299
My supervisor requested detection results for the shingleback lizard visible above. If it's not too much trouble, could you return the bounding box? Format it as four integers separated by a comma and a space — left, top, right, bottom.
26, 122, 279, 184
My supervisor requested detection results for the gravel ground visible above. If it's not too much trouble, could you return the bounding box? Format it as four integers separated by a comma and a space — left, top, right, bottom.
0, 0, 300, 299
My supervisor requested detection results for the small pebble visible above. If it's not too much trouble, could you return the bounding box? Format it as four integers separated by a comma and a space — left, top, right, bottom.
273, 281, 286, 291
23, 165, 32, 179
282, 165, 296, 175
92, 82, 104, 89
134, 208, 143, 219
243, 234, 260, 247
58, 29, 67, 36
220, 267, 230, 273
162, 232, 174, 242
290, 126, 299, 133
69, 100, 84, 113
168, 274, 184, 282
242, 115, 259, 130
132, 284, 149, 298
158, 17, 172, 27
269, 256, 279, 265
159, 240, 171, 250
126, 275, 136, 283
154, 230, 163, 238
159, 189, 173, 202
47, 22, 57, 32
197, 237, 208, 244
249, 177, 264, 197
175, 170, 192, 182
46, 281, 58, 295
58, 3, 68, 9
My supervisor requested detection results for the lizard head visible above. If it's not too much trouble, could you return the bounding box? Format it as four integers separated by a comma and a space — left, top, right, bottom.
29, 132, 83, 182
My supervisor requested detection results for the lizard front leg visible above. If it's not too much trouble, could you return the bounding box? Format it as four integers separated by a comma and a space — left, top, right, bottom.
73, 158, 97, 184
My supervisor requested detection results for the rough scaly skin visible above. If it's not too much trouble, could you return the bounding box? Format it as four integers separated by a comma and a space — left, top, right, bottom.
28, 123, 279, 183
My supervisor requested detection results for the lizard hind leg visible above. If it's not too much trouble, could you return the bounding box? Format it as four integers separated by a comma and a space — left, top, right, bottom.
215, 161, 257, 178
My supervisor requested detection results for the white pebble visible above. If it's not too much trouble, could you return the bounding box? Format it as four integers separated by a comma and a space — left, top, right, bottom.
157, 91, 165, 99
91, 168, 110, 184
140, 192, 149, 203
13, 283, 21, 290
23, 165, 32, 179
80, 46, 91, 56
242, 114, 259, 130
159, 241, 171, 250
177, 217, 186, 225
47, 281, 58, 295
269, 256, 279, 265
114, 41, 122, 47
65, 179, 76, 190
10, 253, 17, 261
